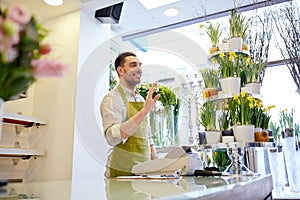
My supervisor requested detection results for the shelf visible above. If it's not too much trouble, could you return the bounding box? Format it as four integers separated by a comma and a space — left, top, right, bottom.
208, 49, 250, 60
202, 93, 262, 103
3, 113, 47, 127
0, 147, 46, 159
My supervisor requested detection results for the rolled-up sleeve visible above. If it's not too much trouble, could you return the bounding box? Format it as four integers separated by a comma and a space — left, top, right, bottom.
100, 91, 126, 146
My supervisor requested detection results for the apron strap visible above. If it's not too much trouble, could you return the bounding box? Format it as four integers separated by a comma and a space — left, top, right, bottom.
117, 84, 128, 104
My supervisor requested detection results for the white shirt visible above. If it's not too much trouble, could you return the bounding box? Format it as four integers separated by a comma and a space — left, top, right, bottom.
100, 84, 153, 146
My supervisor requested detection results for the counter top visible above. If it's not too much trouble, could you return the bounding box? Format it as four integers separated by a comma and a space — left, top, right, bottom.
1, 174, 273, 200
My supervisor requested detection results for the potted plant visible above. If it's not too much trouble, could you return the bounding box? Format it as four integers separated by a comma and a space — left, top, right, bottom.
199, 101, 221, 144
199, 68, 220, 98
201, 22, 222, 55
228, 9, 250, 51
269, 121, 281, 144
211, 51, 245, 95
242, 58, 267, 95
227, 91, 255, 142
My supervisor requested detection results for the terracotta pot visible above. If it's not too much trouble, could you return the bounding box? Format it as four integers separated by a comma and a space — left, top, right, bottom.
209, 46, 219, 55
202, 87, 218, 98
255, 130, 269, 142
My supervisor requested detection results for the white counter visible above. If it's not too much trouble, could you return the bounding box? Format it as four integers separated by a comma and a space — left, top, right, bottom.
1, 174, 273, 200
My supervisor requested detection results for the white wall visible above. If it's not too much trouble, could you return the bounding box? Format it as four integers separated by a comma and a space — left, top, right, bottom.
1, 10, 80, 184
71, 9, 113, 199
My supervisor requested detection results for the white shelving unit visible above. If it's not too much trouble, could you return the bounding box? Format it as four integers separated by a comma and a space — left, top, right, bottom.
0, 113, 47, 181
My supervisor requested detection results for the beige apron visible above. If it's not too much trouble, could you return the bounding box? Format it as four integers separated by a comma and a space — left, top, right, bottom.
109, 85, 150, 177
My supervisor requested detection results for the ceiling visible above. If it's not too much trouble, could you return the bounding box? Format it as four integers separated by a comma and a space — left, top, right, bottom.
0, 0, 288, 27
0, 0, 289, 70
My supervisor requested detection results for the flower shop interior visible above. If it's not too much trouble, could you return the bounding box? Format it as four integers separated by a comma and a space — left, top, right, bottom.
1, 0, 300, 199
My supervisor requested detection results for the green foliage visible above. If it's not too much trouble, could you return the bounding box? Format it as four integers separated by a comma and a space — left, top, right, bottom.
218, 109, 230, 131
243, 59, 267, 84
109, 62, 118, 90
211, 51, 249, 79
213, 148, 231, 172
279, 108, 295, 130
199, 68, 220, 88
199, 101, 217, 131
269, 121, 281, 143
201, 22, 222, 47
229, 9, 250, 41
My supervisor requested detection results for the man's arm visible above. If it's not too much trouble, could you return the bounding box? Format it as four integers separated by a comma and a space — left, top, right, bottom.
119, 83, 160, 139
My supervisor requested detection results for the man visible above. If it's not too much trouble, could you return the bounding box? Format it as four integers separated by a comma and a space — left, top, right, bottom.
100, 52, 160, 178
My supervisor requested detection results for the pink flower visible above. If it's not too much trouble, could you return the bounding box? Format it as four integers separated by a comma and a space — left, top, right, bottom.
31, 59, 69, 78
6, 5, 31, 26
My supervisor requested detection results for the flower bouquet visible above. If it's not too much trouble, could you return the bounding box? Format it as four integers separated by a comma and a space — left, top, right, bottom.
0, 5, 68, 101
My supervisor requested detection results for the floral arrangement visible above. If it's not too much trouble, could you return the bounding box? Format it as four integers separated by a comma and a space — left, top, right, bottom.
227, 91, 275, 128
211, 51, 249, 79
0, 5, 68, 101
227, 91, 255, 125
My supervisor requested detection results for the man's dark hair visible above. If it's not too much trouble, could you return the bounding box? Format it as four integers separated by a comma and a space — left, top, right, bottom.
114, 52, 137, 72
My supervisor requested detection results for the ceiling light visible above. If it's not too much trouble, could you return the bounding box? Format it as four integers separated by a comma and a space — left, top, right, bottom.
164, 8, 179, 17
43, 0, 64, 6
138, 0, 181, 10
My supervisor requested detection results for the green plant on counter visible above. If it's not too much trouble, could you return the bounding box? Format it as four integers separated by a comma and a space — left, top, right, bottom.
213, 148, 231, 172
199, 101, 217, 131
199, 68, 220, 88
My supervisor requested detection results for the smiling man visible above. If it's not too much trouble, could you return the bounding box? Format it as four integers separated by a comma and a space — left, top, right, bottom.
100, 52, 160, 178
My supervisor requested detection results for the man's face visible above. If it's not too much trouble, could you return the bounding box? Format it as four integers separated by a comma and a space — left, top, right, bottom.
118, 55, 142, 86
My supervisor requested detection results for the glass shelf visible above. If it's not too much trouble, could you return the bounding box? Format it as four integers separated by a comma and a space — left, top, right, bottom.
202, 93, 262, 103
3, 113, 47, 127
0, 147, 45, 159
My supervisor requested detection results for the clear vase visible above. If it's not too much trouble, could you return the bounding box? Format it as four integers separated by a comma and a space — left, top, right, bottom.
151, 105, 178, 147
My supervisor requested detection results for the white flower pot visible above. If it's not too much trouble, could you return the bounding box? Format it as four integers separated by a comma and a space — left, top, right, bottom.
219, 42, 229, 52
233, 124, 255, 143
205, 131, 221, 145
228, 37, 243, 51
245, 82, 261, 95
220, 77, 240, 95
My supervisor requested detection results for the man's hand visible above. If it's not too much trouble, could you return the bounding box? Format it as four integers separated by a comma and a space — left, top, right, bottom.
143, 82, 161, 114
